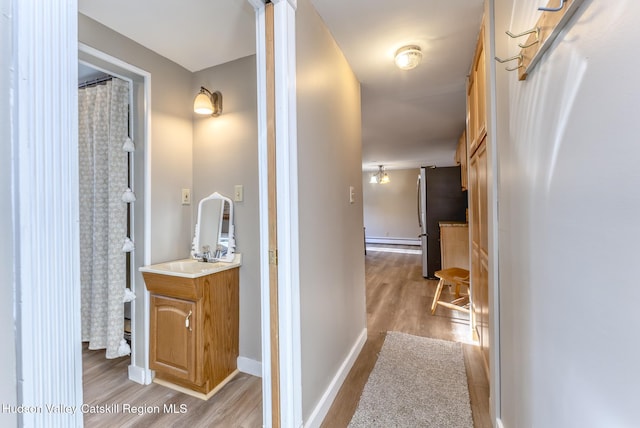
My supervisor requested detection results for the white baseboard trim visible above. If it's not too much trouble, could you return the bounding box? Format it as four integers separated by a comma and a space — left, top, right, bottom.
237, 356, 263, 378
496, 418, 505, 428
304, 328, 368, 428
128, 364, 152, 385
366, 237, 420, 246
129, 358, 261, 384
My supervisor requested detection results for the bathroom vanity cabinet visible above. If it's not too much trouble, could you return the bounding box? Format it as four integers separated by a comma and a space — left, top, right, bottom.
140, 257, 241, 399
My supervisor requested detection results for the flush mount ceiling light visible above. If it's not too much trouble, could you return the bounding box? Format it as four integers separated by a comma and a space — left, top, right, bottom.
394, 45, 423, 70
370, 165, 391, 184
194, 86, 223, 117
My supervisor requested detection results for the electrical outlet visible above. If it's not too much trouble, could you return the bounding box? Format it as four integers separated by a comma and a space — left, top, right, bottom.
234, 185, 244, 202
182, 188, 191, 205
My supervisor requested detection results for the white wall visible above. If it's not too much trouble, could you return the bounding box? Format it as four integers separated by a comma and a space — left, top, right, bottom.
493, 1, 640, 426
192, 55, 262, 365
296, 0, 367, 422
0, 0, 17, 425
362, 168, 420, 242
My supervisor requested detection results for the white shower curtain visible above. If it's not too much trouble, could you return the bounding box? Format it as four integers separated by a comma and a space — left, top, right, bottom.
79, 78, 131, 359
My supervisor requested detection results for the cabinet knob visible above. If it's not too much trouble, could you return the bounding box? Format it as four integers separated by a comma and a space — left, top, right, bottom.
185, 310, 192, 331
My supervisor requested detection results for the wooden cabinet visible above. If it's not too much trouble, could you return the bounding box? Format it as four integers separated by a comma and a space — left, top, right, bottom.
454, 131, 468, 191
440, 222, 469, 270
143, 267, 239, 399
469, 138, 489, 374
467, 25, 487, 156
467, 20, 490, 379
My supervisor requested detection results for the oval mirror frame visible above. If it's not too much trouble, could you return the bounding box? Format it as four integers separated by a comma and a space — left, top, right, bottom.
191, 192, 236, 262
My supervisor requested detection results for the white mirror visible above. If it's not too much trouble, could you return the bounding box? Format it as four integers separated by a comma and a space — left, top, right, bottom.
191, 192, 236, 262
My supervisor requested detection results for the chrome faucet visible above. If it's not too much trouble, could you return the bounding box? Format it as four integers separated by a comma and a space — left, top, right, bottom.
196, 245, 213, 262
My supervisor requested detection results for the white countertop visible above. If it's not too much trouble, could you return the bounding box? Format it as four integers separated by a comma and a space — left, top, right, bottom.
139, 254, 242, 279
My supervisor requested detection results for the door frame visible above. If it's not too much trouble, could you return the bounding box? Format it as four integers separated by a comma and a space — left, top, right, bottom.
11, 0, 301, 426
11, 2, 83, 425
271, 0, 303, 426
78, 43, 153, 385
250, 0, 303, 426
485, 0, 501, 423
247, 1, 276, 426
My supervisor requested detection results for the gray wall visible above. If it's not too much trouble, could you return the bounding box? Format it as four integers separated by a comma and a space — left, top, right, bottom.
192, 55, 261, 363
296, 0, 367, 421
0, 0, 17, 425
493, 0, 640, 426
362, 168, 421, 241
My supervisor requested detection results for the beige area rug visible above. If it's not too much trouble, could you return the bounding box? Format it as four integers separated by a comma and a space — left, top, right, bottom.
349, 332, 473, 428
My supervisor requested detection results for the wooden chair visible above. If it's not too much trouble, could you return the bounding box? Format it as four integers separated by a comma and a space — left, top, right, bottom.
430, 267, 470, 315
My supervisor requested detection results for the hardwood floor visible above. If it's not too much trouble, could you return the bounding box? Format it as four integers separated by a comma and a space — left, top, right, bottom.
82, 344, 262, 427
83, 245, 490, 427
321, 245, 492, 428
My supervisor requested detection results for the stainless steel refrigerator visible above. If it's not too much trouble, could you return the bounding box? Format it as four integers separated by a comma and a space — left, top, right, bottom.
417, 166, 467, 278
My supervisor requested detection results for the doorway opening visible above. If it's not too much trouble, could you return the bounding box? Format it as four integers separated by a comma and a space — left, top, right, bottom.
78, 44, 151, 385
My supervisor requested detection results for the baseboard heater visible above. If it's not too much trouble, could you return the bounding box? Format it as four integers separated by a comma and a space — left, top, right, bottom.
365, 237, 420, 246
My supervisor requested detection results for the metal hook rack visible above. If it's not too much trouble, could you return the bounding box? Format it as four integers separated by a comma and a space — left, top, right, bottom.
496, 0, 585, 80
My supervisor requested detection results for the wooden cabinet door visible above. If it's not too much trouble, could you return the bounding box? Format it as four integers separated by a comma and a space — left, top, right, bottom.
467, 73, 478, 154
467, 25, 486, 158
150, 295, 199, 383
475, 39, 486, 142
455, 131, 468, 191
470, 138, 489, 376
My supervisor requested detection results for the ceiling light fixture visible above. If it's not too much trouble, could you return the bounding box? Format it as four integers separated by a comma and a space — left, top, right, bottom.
394, 45, 422, 70
370, 165, 390, 184
194, 86, 223, 117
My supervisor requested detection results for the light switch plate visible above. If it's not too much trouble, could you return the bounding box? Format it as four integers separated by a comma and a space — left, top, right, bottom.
349, 186, 355, 204
182, 188, 191, 205
234, 185, 244, 202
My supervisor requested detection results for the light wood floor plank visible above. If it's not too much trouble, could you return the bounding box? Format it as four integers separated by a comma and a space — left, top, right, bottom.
82, 344, 262, 427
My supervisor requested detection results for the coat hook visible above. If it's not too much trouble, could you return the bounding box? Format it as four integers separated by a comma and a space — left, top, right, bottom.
495, 54, 522, 64
495, 54, 523, 71
505, 63, 523, 72
506, 27, 541, 49
538, 0, 566, 12
518, 28, 541, 48
519, 39, 539, 49
505, 28, 538, 39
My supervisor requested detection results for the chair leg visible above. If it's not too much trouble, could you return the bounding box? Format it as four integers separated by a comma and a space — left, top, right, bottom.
431, 278, 445, 314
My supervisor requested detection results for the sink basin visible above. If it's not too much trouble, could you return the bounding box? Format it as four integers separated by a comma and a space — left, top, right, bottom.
139, 254, 242, 278
163, 260, 218, 272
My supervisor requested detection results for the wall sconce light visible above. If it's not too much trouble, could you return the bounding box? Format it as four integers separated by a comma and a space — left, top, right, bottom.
194, 86, 223, 117
394, 45, 422, 70
370, 165, 390, 184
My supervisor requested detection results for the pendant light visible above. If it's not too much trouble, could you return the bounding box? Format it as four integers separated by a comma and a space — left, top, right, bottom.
370, 165, 390, 184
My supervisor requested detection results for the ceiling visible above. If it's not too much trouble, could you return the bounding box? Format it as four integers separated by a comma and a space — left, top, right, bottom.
79, 0, 484, 171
